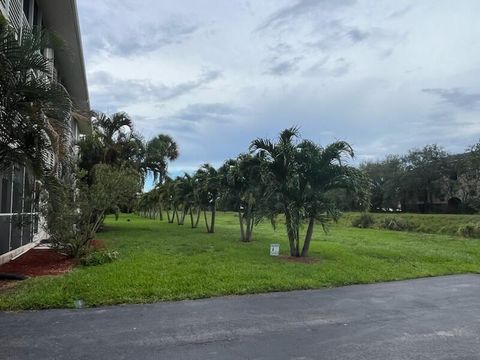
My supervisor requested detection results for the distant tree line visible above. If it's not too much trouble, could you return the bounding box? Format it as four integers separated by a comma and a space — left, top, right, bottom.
359, 143, 480, 213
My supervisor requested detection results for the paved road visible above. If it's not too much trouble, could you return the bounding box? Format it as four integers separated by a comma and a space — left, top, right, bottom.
1, 275, 480, 359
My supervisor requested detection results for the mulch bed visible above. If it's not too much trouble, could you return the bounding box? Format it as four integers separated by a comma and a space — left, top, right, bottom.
0, 249, 74, 289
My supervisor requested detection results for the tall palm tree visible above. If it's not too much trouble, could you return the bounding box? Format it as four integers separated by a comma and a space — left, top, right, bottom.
250, 127, 303, 255
144, 134, 179, 185
0, 15, 72, 177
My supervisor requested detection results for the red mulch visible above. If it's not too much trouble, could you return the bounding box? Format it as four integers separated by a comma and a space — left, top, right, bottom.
278, 255, 319, 264
0, 249, 74, 289
90, 239, 105, 250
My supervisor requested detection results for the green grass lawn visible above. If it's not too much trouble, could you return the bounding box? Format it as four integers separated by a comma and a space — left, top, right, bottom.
1, 212, 480, 310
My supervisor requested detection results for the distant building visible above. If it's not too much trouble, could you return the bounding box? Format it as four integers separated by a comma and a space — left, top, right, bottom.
403, 154, 478, 213
0, 0, 89, 263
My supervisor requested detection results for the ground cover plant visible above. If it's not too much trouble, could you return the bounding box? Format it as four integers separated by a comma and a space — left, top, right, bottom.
1, 212, 480, 311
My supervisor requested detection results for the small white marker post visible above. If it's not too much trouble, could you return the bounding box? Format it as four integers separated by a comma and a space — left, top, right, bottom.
270, 243, 280, 256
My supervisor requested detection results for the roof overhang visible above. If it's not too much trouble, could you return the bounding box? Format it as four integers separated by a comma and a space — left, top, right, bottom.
71, 111, 92, 135
36, 0, 90, 112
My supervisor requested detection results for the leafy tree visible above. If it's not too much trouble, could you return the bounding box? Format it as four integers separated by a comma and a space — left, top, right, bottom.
360, 155, 405, 211
46, 164, 141, 257
453, 141, 480, 212
403, 144, 448, 212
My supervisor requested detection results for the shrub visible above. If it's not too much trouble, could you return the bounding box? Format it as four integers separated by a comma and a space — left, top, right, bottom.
81, 250, 119, 266
379, 217, 416, 232
457, 223, 480, 238
351, 213, 375, 228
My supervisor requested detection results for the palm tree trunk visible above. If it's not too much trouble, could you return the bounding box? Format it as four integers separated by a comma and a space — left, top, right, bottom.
239, 211, 246, 241
285, 210, 296, 256
166, 209, 173, 223
248, 214, 255, 242
189, 208, 195, 228
195, 207, 201, 228
203, 209, 211, 233
176, 206, 184, 225
210, 205, 216, 233
294, 230, 300, 257
158, 204, 163, 221
301, 217, 315, 257
178, 206, 187, 225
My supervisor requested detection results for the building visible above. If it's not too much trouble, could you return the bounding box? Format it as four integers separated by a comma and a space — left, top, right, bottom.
403, 154, 478, 213
0, 0, 89, 264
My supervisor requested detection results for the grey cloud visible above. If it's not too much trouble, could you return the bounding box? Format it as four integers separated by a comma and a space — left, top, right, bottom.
347, 29, 369, 42
89, 70, 221, 110
258, 0, 355, 31
306, 23, 373, 51
388, 5, 413, 19
111, 21, 199, 55
82, 17, 199, 57
422, 88, 480, 111
169, 103, 241, 124
268, 42, 294, 56
304, 57, 350, 77
266, 57, 303, 76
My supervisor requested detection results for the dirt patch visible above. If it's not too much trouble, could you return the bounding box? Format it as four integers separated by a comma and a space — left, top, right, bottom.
90, 239, 106, 250
0, 249, 74, 289
278, 255, 320, 264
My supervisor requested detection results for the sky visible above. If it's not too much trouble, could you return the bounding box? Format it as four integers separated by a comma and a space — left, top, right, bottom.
77, 0, 480, 184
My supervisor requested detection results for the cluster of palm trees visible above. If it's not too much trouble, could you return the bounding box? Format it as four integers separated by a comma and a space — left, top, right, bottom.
139, 128, 369, 257
78, 111, 178, 183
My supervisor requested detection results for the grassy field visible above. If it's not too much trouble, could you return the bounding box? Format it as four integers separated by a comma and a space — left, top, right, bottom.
1, 212, 480, 310
342, 212, 480, 236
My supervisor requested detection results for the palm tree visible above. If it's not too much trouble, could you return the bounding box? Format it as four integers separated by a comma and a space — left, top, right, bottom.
251, 128, 368, 257
220, 154, 264, 242
0, 16, 72, 177
250, 127, 303, 255
158, 178, 176, 223
78, 112, 145, 176
297, 140, 369, 256
196, 164, 220, 233
144, 134, 179, 185
182, 173, 201, 228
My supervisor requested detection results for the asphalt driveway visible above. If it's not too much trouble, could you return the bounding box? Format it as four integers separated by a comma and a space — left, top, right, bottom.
1, 274, 480, 359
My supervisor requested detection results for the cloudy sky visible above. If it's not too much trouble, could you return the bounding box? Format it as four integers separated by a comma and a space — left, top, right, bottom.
77, 0, 480, 178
